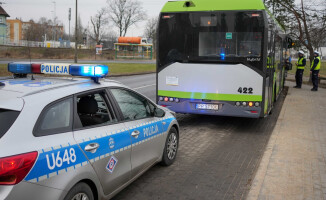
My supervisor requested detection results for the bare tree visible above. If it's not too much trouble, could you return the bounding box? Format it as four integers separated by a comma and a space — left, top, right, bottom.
106, 0, 147, 36
144, 17, 158, 49
266, 0, 326, 61
23, 17, 65, 42
144, 17, 157, 41
101, 30, 119, 49
90, 8, 108, 45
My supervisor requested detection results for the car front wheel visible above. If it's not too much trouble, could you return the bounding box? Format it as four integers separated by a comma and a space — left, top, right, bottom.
161, 127, 179, 166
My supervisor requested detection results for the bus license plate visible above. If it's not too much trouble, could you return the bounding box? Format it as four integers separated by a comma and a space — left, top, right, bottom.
196, 104, 219, 110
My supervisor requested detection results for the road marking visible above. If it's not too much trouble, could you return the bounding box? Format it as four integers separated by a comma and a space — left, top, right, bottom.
133, 84, 156, 90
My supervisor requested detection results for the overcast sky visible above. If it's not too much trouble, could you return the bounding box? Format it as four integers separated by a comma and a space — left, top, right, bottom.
3, 0, 167, 37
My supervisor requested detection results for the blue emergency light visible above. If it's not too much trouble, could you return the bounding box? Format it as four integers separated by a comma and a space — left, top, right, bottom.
7, 62, 109, 83
8, 63, 32, 74
70, 64, 109, 78
220, 53, 225, 60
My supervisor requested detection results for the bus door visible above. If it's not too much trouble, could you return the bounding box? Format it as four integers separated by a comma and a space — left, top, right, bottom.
266, 56, 274, 113
274, 35, 283, 99
266, 30, 275, 114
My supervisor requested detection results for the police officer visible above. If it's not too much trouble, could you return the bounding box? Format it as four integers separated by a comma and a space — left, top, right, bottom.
310, 51, 321, 91
294, 51, 306, 88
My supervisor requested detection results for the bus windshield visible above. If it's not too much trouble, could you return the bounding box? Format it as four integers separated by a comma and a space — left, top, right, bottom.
158, 11, 265, 70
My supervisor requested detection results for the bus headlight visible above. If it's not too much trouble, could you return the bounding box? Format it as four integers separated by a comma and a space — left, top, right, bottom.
255, 102, 260, 107
242, 102, 247, 106
235, 102, 241, 106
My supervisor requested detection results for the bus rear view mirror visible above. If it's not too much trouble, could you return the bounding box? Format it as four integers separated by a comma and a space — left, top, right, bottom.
287, 37, 294, 48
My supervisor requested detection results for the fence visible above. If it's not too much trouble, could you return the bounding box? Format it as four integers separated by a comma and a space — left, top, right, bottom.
1, 39, 75, 48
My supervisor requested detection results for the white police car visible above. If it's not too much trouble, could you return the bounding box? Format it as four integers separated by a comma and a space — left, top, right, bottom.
0, 62, 179, 200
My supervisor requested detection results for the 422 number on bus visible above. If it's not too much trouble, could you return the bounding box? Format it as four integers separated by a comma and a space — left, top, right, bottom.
238, 87, 253, 94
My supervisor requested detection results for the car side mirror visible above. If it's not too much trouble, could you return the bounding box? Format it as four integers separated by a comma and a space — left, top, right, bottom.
154, 107, 165, 118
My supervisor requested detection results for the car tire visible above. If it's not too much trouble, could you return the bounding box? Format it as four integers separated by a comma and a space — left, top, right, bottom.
161, 127, 179, 166
64, 182, 94, 200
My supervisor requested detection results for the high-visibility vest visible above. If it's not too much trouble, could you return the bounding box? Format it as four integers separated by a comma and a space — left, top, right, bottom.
296, 57, 305, 69
311, 56, 321, 70
267, 56, 273, 68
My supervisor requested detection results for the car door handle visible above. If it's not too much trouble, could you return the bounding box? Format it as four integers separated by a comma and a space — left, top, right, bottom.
131, 130, 140, 138
84, 143, 100, 153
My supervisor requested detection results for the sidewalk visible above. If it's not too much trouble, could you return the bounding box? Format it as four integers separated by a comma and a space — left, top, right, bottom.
247, 81, 326, 199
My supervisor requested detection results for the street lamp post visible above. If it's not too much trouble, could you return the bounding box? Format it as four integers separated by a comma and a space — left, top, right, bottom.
74, 0, 78, 63
68, 8, 71, 41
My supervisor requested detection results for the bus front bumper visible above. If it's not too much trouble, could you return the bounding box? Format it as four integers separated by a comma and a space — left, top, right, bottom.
158, 99, 262, 118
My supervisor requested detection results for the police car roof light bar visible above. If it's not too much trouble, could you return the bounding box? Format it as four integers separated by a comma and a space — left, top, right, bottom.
8, 62, 109, 83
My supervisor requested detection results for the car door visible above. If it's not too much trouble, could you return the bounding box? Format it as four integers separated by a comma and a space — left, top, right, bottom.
109, 88, 165, 178
73, 89, 131, 196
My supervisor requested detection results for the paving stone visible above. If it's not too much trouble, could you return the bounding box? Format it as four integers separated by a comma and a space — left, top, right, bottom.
247, 81, 326, 200
113, 87, 287, 200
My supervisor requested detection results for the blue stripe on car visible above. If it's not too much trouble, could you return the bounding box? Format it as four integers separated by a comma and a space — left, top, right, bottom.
25, 117, 175, 182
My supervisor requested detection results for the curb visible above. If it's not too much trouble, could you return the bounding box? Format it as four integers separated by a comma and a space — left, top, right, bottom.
246, 89, 289, 199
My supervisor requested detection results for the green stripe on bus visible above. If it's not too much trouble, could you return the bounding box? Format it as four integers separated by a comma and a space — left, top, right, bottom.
158, 90, 262, 102
161, 0, 266, 13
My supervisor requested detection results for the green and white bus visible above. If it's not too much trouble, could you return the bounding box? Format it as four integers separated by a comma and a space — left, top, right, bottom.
156, 0, 292, 118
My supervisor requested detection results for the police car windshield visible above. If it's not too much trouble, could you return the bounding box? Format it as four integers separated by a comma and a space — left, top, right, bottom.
158, 11, 264, 67
0, 109, 20, 139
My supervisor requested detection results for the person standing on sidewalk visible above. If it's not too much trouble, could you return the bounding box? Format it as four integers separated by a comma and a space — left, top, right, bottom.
294, 51, 306, 88
310, 51, 321, 91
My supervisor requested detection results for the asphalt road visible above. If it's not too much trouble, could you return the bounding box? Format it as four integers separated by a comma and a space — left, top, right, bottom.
110, 73, 157, 101
111, 74, 286, 200
0, 59, 155, 64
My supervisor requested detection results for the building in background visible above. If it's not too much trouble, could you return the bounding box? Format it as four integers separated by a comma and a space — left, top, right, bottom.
6, 18, 64, 46
6, 19, 22, 43
0, 6, 10, 45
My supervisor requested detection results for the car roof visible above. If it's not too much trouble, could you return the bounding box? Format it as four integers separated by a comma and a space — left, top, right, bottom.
0, 76, 126, 110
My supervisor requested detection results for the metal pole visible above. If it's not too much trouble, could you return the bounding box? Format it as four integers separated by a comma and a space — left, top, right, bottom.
74, 0, 78, 63
52, 1, 56, 47
69, 8, 71, 41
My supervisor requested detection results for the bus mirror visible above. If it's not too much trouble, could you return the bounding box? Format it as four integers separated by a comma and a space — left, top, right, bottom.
287, 37, 294, 48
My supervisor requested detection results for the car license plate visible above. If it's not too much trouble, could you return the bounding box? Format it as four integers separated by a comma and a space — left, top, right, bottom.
196, 104, 219, 110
